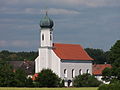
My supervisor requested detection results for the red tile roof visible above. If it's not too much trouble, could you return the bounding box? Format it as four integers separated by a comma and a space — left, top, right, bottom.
92, 64, 112, 75
53, 43, 93, 60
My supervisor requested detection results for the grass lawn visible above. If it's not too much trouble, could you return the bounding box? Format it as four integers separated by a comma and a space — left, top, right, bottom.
0, 87, 98, 90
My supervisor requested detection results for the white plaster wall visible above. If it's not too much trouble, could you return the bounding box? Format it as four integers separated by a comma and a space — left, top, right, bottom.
60, 60, 92, 80
51, 50, 61, 77
40, 28, 53, 47
35, 47, 53, 73
35, 56, 39, 73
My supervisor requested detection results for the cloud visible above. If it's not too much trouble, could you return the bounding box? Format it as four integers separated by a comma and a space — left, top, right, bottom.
11, 40, 29, 47
0, 7, 80, 15
1, 0, 120, 8
0, 40, 36, 48
45, 8, 80, 15
0, 40, 7, 47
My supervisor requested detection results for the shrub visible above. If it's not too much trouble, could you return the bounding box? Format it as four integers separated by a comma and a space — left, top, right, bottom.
35, 69, 61, 87
98, 81, 120, 90
73, 73, 102, 87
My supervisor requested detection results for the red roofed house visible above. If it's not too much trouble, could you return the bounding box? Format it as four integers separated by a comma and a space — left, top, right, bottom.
92, 64, 112, 84
35, 13, 93, 86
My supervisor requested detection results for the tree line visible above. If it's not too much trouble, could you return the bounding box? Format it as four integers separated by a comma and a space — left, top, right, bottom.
0, 48, 111, 64
0, 50, 37, 61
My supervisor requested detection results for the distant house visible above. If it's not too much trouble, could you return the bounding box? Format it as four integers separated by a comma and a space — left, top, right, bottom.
8, 61, 35, 78
92, 64, 112, 84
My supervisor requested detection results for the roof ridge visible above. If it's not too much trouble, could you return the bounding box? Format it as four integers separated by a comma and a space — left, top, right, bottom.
53, 43, 81, 46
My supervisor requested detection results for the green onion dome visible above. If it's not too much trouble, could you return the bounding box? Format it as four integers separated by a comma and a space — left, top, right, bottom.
40, 13, 54, 28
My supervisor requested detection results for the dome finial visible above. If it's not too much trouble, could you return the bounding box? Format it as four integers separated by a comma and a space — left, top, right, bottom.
40, 9, 54, 28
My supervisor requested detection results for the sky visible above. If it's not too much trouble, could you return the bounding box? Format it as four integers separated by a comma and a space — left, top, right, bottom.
0, 0, 120, 52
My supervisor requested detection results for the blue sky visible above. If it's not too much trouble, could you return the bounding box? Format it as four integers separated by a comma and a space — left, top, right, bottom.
0, 0, 120, 51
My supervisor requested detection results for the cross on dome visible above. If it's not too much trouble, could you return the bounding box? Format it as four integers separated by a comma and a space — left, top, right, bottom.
40, 11, 54, 28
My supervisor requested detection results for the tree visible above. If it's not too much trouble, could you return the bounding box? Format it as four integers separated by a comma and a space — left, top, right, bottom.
0, 60, 32, 87
109, 40, 120, 64
0, 63, 15, 87
85, 48, 107, 64
102, 40, 120, 83
102, 67, 112, 82
13, 69, 27, 87
73, 73, 102, 87
0, 50, 38, 61
35, 69, 61, 87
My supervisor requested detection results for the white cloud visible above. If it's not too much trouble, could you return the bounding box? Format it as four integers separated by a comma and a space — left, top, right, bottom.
0, 40, 35, 47
1, 0, 120, 9
46, 8, 80, 15
11, 40, 29, 47
0, 7, 80, 15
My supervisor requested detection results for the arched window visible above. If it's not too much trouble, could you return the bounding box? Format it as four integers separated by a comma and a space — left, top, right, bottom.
50, 34, 52, 40
42, 34, 44, 41
50, 32, 52, 40
72, 69, 75, 78
86, 69, 89, 73
64, 69, 67, 78
79, 69, 82, 75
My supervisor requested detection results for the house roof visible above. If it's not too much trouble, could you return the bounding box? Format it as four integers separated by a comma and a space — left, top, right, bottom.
92, 64, 112, 75
53, 43, 93, 60
8, 61, 35, 75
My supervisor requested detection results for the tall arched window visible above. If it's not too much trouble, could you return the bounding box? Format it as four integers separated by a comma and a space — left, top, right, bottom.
72, 69, 75, 78
42, 34, 44, 41
50, 34, 52, 40
50, 32, 52, 40
64, 69, 67, 78
79, 69, 82, 75
86, 69, 89, 73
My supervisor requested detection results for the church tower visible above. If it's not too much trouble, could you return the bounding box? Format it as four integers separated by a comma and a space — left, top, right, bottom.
35, 12, 54, 73
40, 12, 54, 47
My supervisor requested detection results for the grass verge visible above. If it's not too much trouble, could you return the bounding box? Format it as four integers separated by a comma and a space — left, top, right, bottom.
0, 87, 98, 90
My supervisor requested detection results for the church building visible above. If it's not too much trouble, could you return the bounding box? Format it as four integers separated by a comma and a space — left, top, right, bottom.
35, 13, 93, 86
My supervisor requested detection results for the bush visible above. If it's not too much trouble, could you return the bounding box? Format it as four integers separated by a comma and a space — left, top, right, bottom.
35, 69, 61, 87
73, 73, 102, 87
98, 84, 108, 90
98, 81, 120, 90
59, 79, 64, 87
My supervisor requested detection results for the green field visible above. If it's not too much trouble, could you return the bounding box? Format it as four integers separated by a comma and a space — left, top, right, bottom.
0, 87, 98, 90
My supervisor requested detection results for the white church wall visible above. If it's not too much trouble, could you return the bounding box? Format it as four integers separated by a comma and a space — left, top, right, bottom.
51, 50, 61, 77
35, 56, 39, 73
41, 29, 52, 47
60, 60, 92, 80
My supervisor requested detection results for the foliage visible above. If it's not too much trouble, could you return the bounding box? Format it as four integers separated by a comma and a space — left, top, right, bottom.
35, 69, 61, 87
0, 60, 33, 87
59, 79, 65, 87
73, 73, 102, 87
0, 63, 15, 87
102, 40, 120, 82
26, 77, 34, 87
109, 40, 120, 64
0, 87, 98, 90
85, 48, 108, 64
102, 67, 112, 82
0, 50, 38, 61
98, 81, 120, 90
13, 69, 28, 87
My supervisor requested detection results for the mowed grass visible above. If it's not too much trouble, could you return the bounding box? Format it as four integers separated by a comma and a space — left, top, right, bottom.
0, 87, 98, 90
